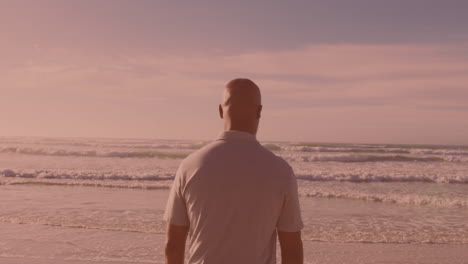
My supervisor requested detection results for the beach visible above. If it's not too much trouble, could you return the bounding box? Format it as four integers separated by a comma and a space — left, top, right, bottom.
1, 185, 467, 264
1, 137, 468, 263
4, 1, 468, 262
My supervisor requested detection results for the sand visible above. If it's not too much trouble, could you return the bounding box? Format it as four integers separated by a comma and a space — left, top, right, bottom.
0, 185, 467, 264
1, 221, 467, 264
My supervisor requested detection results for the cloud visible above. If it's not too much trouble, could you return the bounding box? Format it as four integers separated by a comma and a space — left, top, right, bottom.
1, 43, 467, 143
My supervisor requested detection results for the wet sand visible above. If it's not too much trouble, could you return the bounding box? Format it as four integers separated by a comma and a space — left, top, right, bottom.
1, 221, 467, 264
1, 185, 467, 264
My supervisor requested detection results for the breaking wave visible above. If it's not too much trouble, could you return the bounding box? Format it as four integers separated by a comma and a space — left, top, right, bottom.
299, 189, 468, 208
2, 167, 466, 185
296, 173, 468, 184
0, 137, 207, 150
0, 146, 190, 159
284, 154, 447, 163
2, 146, 459, 163
290, 146, 468, 156
0, 168, 175, 181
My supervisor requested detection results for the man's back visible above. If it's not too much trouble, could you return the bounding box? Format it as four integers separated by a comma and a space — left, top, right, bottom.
164, 130, 303, 263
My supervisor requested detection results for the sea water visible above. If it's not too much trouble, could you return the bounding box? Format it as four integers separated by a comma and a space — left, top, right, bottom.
1, 136, 467, 246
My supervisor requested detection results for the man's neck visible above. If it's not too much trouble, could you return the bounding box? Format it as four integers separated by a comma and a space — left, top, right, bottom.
224, 124, 257, 136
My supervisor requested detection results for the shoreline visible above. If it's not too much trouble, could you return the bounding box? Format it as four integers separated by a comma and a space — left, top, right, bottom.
1, 184, 467, 263
1, 222, 467, 264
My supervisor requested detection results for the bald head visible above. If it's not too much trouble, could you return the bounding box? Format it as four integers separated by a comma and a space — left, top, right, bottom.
222, 78, 262, 107
219, 78, 263, 135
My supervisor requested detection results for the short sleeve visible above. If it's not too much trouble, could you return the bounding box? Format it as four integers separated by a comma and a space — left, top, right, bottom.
276, 168, 304, 232
163, 166, 190, 226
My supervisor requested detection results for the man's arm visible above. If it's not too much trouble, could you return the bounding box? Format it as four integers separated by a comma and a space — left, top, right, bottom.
278, 230, 303, 264
165, 224, 189, 264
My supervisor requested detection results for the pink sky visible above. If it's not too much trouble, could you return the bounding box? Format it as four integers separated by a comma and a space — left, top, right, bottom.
1, 1, 467, 145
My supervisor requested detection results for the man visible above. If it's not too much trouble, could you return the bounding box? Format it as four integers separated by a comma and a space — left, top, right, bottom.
164, 78, 304, 264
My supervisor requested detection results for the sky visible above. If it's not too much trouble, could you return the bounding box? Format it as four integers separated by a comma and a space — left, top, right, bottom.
1, 0, 467, 145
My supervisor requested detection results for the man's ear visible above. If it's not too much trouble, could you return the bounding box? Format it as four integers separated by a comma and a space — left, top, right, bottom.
219, 104, 223, 119
257, 105, 263, 119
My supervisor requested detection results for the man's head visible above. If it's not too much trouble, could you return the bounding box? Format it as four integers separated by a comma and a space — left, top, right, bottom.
219, 78, 263, 135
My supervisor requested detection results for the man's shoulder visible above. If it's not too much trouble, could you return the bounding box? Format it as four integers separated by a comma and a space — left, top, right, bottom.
180, 140, 293, 174
258, 144, 293, 170
178, 141, 222, 167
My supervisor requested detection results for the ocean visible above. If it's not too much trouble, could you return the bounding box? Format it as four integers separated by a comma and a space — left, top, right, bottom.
1, 136, 467, 263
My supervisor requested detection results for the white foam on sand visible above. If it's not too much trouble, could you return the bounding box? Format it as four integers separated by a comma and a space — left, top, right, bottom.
1, 137, 468, 262
0, 185, 467, 264
1, 185, 467, 245
1, 222, 468, 264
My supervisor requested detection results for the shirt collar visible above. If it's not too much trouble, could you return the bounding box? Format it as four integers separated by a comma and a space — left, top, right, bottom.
216, 130, 258, 142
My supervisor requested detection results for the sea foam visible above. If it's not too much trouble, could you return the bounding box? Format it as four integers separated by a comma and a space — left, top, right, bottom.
0, 146, 190, 159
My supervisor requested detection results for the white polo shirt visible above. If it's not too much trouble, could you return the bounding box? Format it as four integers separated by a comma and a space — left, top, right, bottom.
164, 130, 303, 264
